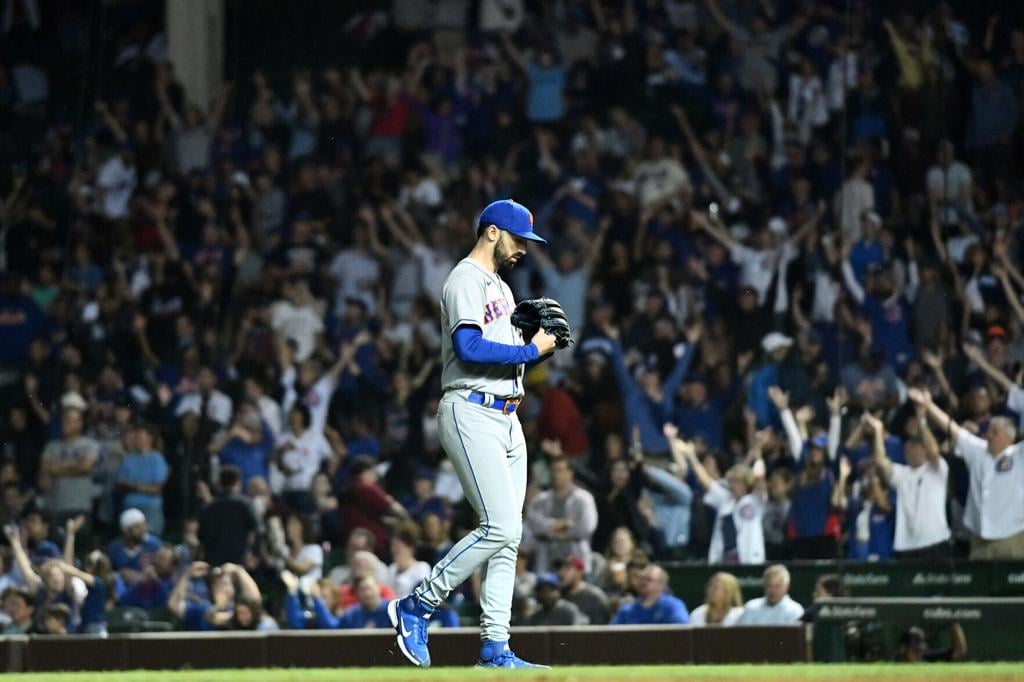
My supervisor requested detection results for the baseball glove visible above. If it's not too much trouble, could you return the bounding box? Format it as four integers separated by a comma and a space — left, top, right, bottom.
511, 298, 572, 349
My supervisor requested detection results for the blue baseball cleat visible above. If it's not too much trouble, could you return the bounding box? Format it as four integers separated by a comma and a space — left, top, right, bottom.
388, 596, 432, 667
475, 640, 550, 669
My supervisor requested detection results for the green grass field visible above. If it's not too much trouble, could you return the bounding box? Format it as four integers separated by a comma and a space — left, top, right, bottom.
4, 665, 1024, 682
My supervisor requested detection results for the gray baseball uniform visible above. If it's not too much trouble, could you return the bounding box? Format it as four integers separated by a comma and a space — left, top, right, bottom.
413, 258, 529, 642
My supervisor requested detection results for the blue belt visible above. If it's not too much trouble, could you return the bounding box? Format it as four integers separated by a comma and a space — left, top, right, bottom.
468, 391, 522, 414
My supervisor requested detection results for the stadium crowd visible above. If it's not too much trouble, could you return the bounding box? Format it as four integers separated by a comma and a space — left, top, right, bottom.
1, 0, 1024, 637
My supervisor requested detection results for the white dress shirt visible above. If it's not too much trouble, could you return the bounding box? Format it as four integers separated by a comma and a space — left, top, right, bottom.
889, 458, 952, 551
954, 431, 1024, 540
737, 595, 804, 625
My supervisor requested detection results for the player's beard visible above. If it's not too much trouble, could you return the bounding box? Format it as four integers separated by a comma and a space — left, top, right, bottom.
494, 232, 524, 269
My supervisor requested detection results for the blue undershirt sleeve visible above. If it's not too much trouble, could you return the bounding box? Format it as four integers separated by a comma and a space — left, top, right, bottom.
452, 326, 540, 365
526, 351, 554, 367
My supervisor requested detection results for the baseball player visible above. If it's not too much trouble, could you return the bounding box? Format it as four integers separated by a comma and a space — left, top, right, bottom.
388, 199, 561, 669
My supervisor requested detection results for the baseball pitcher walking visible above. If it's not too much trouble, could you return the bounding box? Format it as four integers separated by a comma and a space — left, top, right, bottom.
388, 199, 562, 668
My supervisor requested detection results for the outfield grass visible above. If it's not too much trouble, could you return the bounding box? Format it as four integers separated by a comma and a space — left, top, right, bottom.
4, 665, 1024, 682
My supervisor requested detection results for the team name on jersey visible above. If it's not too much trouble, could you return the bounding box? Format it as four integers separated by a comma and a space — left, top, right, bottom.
483, 298, 511, 324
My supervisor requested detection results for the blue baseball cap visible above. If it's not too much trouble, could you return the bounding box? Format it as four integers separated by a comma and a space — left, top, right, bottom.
536, 572, 560, 589
413, 466, 437, 482
810, 434, 829, 449
477, 199, 547, 243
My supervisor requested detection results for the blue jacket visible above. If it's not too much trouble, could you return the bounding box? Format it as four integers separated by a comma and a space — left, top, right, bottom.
789, 467, 835, 538
673, 399, 724, 449
612, 593, 690, 625
846, 492, 896, 561
107, 534, 163, 572
643, 466, 694, 549
845, 435, 905, 472
748, 363, 781, 429
611, 340, 694, 454
218, 423, 274, 487
0, 294, 48, 363
285, 595, 391, 629
328, 599, 391, 630
183, 601, 218, 631
119, 576, 172, 610
862, 295, 913, 373
284, 594, 306, 629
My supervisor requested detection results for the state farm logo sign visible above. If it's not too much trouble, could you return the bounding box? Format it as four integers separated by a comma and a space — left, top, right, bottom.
911, 573, 972, 586
842, 573, 890, 586
818, 605, 877, 619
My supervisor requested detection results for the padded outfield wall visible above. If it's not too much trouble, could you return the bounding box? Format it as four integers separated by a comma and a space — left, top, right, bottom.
0, 626, 806, 672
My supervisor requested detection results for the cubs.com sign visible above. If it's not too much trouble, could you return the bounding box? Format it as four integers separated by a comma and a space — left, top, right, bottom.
920, 607, 983, 621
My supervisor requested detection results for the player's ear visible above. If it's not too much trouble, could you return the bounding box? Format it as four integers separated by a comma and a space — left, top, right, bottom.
476, 224, 499, 242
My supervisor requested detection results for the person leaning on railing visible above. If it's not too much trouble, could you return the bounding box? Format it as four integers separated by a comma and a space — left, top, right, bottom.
908, 387, 1024, 560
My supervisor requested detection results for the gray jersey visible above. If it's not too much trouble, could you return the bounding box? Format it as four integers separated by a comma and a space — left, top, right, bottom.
440, 258, 525, 397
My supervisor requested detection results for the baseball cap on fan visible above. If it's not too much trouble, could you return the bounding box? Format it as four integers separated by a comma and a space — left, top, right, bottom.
120, 508, 146, 532
478, 199, 547, 243
761, 332, 793, 353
